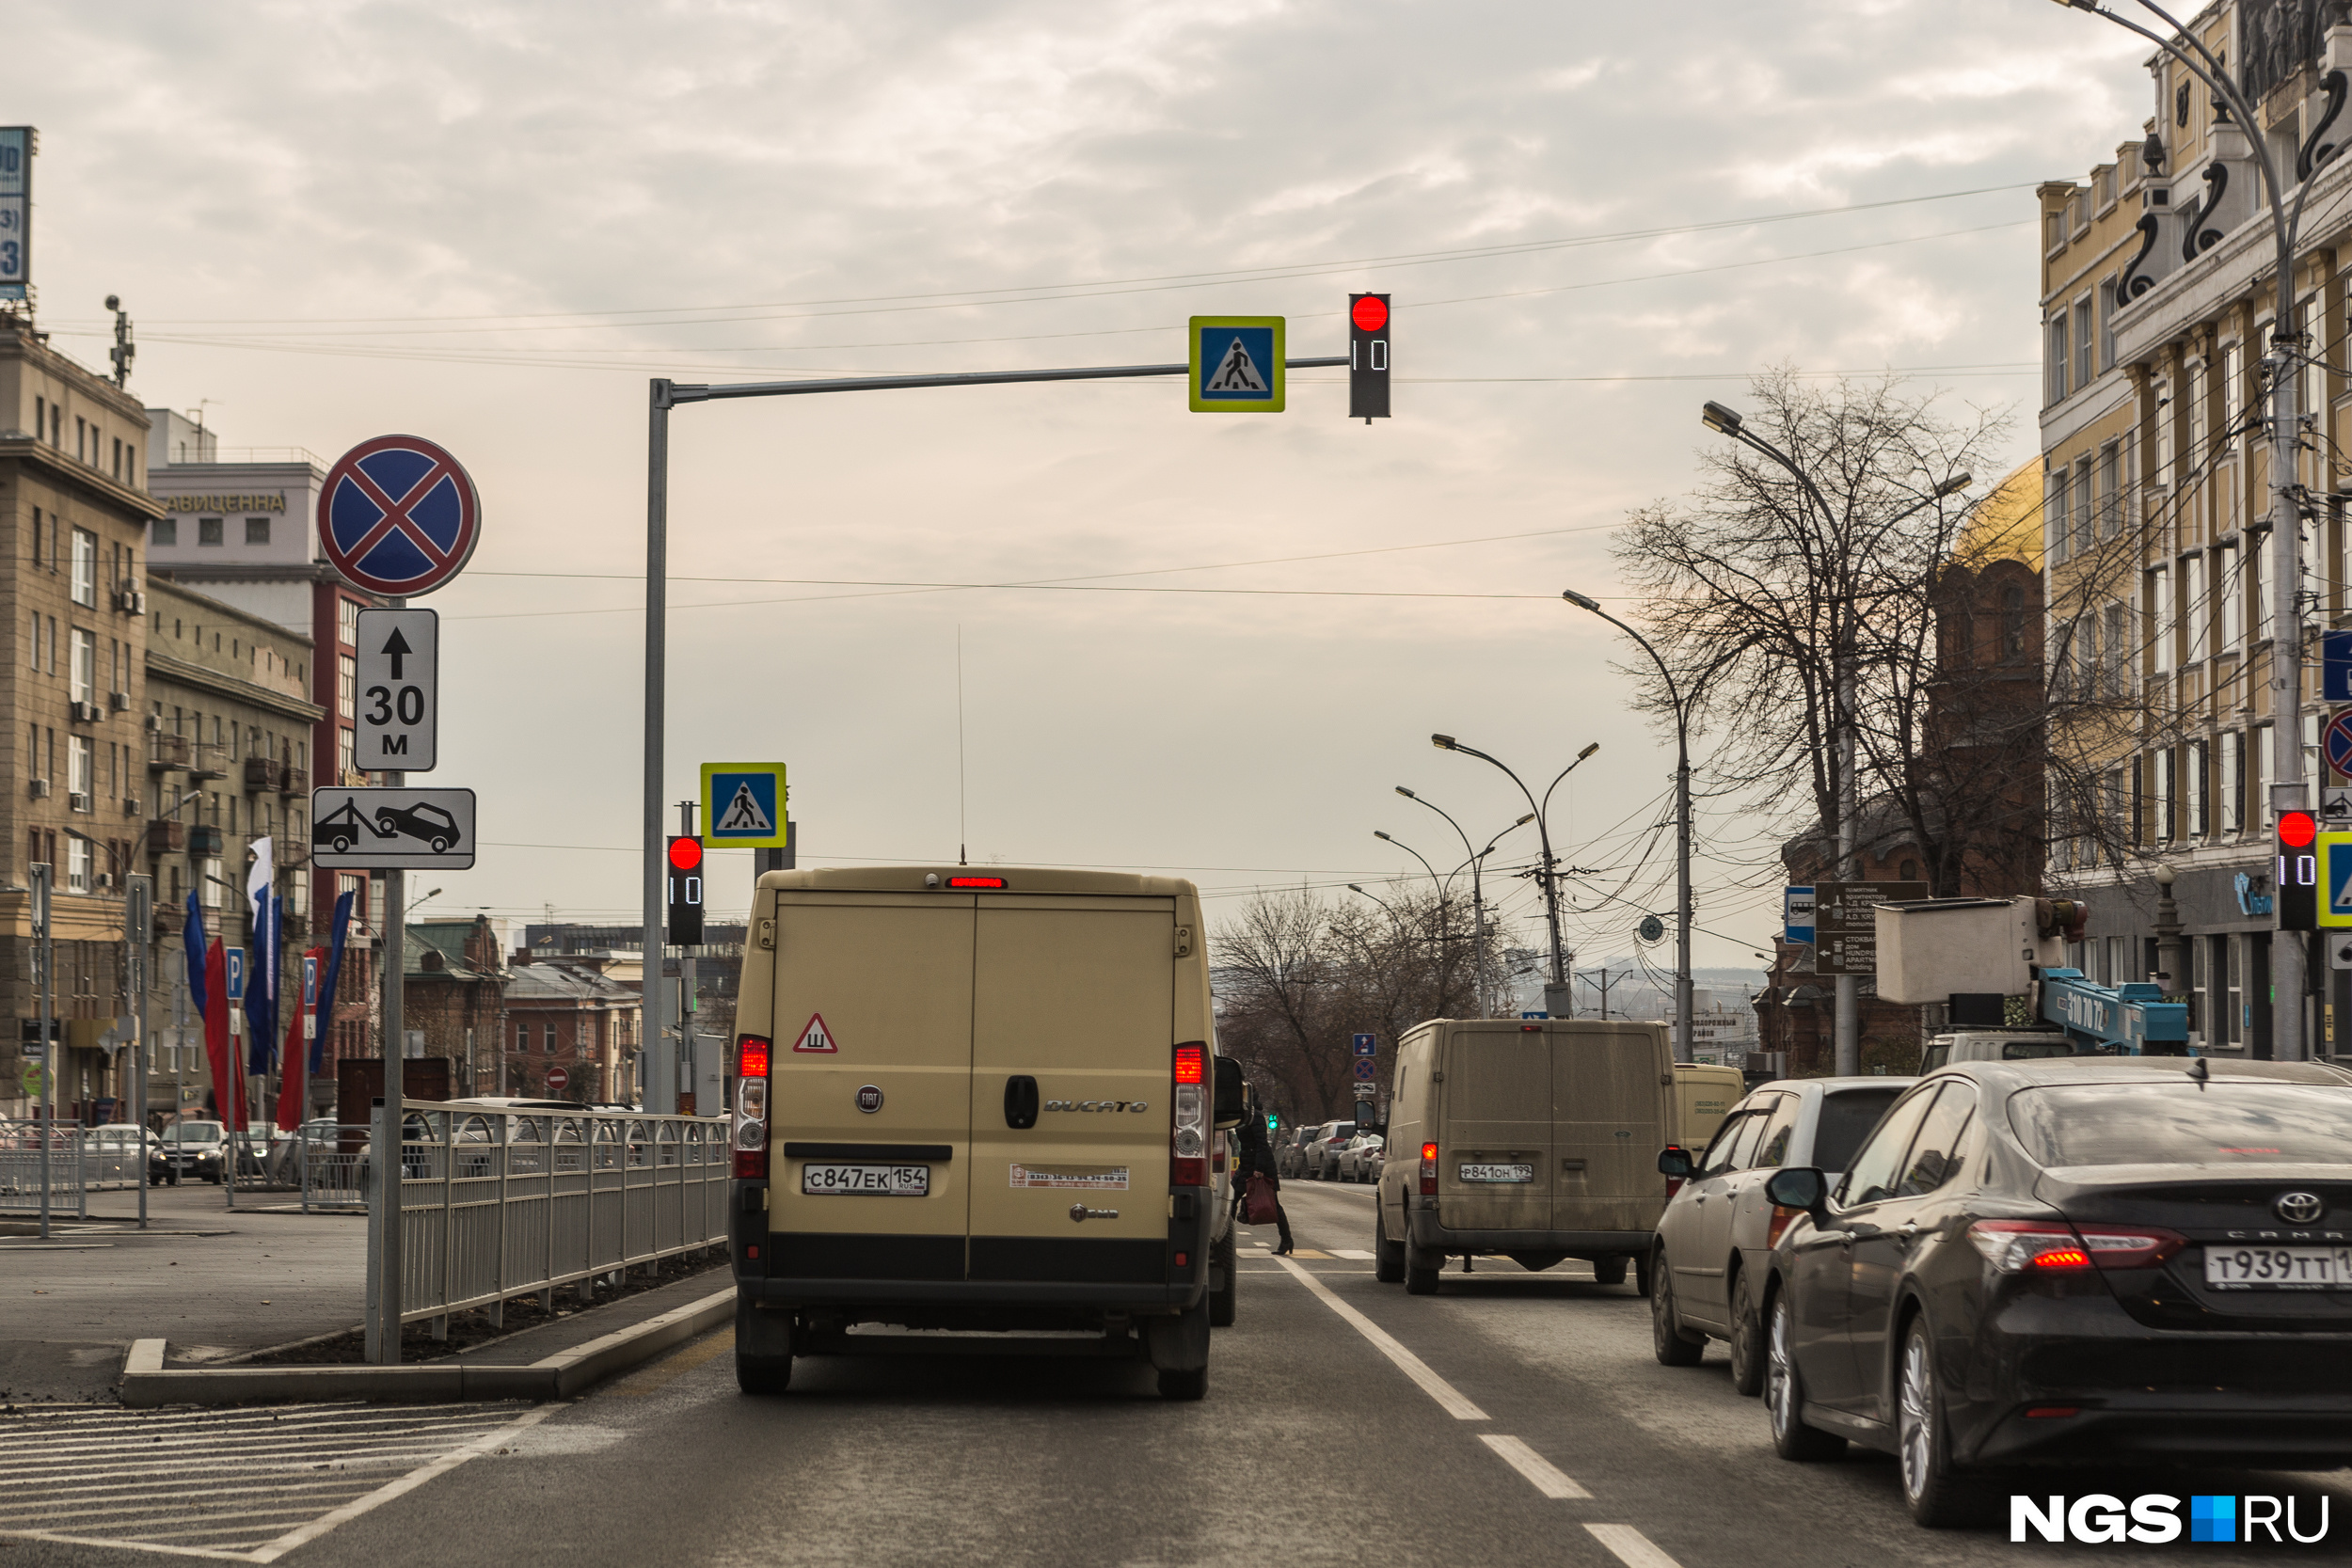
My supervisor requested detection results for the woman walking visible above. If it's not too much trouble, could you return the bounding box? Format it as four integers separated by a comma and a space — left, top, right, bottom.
1234, 1114, 1294, 1256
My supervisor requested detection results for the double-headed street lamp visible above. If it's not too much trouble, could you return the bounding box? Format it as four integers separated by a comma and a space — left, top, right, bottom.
2044, 4, 2313, 1058
1429, 736, 1598, 1015
1374, 814, 1531, 1017
1691, 399, 1968, 1073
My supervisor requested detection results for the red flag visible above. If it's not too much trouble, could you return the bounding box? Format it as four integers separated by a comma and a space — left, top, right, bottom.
275, 998, 307, 1132
203, 939, 246, 1132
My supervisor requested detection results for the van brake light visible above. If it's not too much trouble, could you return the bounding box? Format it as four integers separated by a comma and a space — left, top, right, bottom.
732, 1033, 772, 1180
947, 876, 1008, 889
1419, 1141, 1438, 1196
1170, 1041, 1209, 1187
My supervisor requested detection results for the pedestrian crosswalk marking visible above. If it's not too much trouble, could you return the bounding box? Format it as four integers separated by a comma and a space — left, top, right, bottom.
717, 782, 773, 834
1327, 1248, 1375, 1260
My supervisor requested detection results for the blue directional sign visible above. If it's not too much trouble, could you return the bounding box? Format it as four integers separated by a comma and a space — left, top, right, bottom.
1189, 317, 1285, 412
2326, 630, 2352, 703
1351, 1033, 1376, 1057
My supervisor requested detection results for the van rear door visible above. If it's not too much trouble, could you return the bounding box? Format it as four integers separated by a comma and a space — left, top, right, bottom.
967, 894, 1175, 1280
1554, 1025, 1667, 1233
767, 891, 975, 1282
1438, 1023, 1554, 1231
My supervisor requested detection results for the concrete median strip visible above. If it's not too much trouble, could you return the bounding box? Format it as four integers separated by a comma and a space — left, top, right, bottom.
119, 1288, 737, 1406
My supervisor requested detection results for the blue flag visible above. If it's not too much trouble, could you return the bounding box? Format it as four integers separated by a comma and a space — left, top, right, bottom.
310, 891, 355, 1075
246, 888, 278, 1076
182, 891, 210, 1022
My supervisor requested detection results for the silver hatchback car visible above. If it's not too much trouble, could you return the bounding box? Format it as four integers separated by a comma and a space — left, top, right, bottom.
1646, 1076, 1911, 1393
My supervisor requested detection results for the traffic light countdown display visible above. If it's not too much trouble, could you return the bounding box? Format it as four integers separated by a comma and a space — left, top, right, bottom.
667, 835, 705, 945
2278, 809, 2319, 930
1349, 293, 1390, 421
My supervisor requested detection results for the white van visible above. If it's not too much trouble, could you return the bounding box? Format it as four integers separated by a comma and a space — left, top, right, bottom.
727, 866, 1239, 1400
1374, 1019, 1675, 1294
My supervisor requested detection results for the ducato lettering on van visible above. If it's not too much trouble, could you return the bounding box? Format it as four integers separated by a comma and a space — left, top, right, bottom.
1043, 1100, 1152, 1114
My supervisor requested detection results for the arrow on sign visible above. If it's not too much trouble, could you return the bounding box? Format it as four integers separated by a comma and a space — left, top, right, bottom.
381, 626, 411, 679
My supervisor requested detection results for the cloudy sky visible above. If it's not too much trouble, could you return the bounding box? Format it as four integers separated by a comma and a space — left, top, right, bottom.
5, 1, 2153, 975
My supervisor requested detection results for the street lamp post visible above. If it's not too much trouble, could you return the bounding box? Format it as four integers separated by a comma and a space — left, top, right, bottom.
1372, 830, 1462, 1009
1430, 736, 1594, 1014
1560, 593, 1697, 1064
1692, 401, 1969, 1074
1393, 787, 1484, 1017
2046, 2, 2313, 1061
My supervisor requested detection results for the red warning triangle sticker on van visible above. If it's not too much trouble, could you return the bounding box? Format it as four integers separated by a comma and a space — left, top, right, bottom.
792, 1013, 838, 1053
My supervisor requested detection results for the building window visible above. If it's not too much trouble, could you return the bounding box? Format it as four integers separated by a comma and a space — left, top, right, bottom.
2074, 297, 2094, 391
154, 517, 178, 547
2155, 748, 2176, 843
2221, 342, 2244, 449
246, 516, 270, 546
2186, 555, 2212, 659
69, 528, 97, 608
2074, 458, 2094, 555
544, 1022, 559, 1053
2218, 934, 2241, 1046
2097, 444, 2120, 539
2047, 467, 2070, 562
2218, 543, 2244, 647
2104, 603, 2127, 695
2049, 312, 2072, 404
2252, 537, 2272, 641
2220, 729, 2244, 832
2251, 722, 2272, 829
198, 517, 224, 546
66, 835, 90, 894
2186, 738, 2208, 836
2149, 566, 2171, 672
70, 628, 95, 704
339, 655, 357, 720
2099, 277, 2118, 372
68, 735, 91, 806
339, 598, 358, 648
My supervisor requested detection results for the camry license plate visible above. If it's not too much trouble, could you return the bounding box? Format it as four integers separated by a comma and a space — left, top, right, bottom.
1458, 1163, 1534, 1184
2203, 1244, 2352, 1290
802, 1163, 929, 1197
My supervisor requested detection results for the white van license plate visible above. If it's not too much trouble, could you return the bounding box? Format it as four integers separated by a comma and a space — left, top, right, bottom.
1458, 1164, 1534, 1184
2203, 1245, 2352, 1289
802, 1164, 930, 1196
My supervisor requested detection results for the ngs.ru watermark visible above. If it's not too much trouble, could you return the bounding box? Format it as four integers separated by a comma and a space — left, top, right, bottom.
2013, 1494, 2331, 1544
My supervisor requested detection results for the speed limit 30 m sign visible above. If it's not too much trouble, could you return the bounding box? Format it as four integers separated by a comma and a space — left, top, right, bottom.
354, 608, 437, 771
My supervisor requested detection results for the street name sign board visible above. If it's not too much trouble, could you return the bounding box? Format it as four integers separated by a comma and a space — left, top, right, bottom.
701, 763, 789, 848
0, 128, 29, 301
354, 608, 438, 771
1811, 880, 1929, 976
2326, 629, 2352, 703
2328, 709, 2352, 782
318, 435, 482, 596
311, 786, 477, 870
1189, 317, 1285, 413
1352, 1033, 1376, 1056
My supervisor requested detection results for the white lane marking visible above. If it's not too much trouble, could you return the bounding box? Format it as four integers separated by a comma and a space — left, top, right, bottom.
246, 1402, 561, 1563
1480, 1434, 1591, 1498
1327, 1248, 1375, 1260
1271, 1256, 1487, 1421
1585, 1524, 1684, 1568
0, 1530, 252, 1562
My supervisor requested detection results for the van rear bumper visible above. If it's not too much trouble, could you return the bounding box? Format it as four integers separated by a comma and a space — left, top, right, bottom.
741, 1276, 1204, 1312
1406, 1212, 1650, 1256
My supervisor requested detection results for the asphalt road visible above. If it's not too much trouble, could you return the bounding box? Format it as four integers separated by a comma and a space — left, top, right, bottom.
7, 1180, 2348, 1566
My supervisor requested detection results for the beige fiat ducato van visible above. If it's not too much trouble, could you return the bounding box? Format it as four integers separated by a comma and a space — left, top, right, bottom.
727, 867, 1240, 1400
1374, 1018, 1675, 1295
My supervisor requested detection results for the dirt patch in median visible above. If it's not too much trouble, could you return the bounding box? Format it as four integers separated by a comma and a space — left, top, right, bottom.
234, 1246, 728, 1367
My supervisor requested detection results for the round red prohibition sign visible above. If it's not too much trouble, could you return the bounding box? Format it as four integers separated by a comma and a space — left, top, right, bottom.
317, 434, 482, 596
545, 1066, 569, 1093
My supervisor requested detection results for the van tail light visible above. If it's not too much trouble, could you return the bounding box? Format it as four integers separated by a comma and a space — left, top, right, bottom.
732, 1033, 772, 1180
1170, 1042, 1208, 1187
1419, 1142, 1438, 1196
1966, 1220, 2185, 1274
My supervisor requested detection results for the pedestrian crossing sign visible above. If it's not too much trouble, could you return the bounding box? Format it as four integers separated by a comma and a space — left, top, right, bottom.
1189, 316, 1285, 412
700, 762, 789, 848
2322, 832, 2352, 927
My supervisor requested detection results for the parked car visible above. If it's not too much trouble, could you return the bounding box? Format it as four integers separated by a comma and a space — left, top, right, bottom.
79, 1124, 161, 1186
267, 1117, 342, 1185
1758, 1058, 2352, 1528
1303, 1120, 1358, 1180
1648, 1076, 1912, 1392
1335, 1131, 1385, 1182
1276, 1127, 1314, 1179
159, 1119, 225, 1183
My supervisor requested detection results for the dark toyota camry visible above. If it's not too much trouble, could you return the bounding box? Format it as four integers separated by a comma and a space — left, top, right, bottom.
1758, 1057, 2352, 1528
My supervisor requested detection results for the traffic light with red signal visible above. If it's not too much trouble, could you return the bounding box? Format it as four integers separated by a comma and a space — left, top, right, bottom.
667, 835, 705, 945
1349, 293, 1390, 421
2277, 808, 2319, 930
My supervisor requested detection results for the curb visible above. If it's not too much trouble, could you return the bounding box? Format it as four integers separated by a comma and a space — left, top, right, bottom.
119, 1288, 735, 1407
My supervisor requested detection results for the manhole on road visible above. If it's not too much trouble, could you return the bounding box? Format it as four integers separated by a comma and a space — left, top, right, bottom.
0, 1400, 541, 1560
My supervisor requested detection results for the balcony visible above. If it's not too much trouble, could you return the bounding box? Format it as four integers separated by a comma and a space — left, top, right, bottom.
189, 744, 228, 781
148, 734, 190, 770
243, 756, 283, 794
147, 820, 185, 853
281, 766, 309, 796
188, 825, 224, 857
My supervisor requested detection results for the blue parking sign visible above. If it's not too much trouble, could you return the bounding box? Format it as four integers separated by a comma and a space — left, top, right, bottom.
225, 947, 246, 1001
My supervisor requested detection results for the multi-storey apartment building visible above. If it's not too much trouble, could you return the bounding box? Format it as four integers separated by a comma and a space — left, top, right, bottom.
2042, 2, 2352, 1060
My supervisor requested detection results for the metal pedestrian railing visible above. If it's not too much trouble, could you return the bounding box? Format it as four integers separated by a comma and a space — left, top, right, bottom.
363, 1101, 731, 1359
0, 1122, 153, 1215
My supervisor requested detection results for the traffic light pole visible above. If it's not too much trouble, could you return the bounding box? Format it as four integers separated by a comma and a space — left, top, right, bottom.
641, 352, 1350, 1114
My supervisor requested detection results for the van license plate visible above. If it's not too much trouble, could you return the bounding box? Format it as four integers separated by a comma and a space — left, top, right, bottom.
802, 1164, 930, 1196
2203, 1244, 2352, 1289
1458, 1164, 1534, 1184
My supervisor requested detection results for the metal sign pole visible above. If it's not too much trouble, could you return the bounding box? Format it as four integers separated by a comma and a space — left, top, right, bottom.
643, 386, 672, 1114
128, 874, 151, 1230
33, 862, 51, 1241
